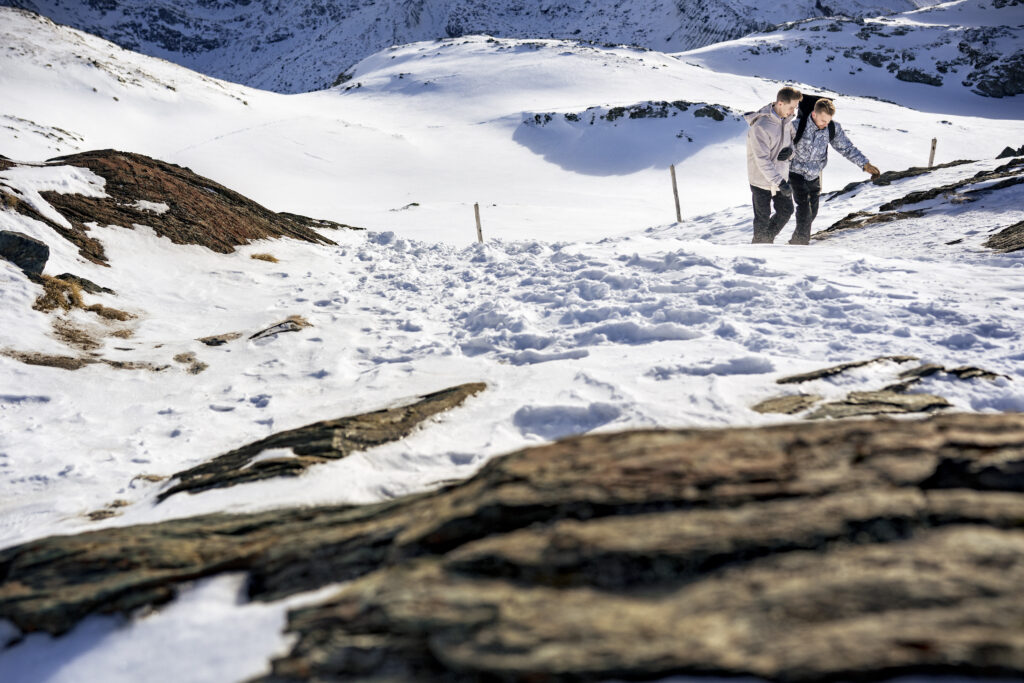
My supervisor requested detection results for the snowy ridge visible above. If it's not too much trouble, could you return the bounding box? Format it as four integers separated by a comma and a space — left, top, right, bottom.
681, 0, 1024, 116
6, 0, 943, 93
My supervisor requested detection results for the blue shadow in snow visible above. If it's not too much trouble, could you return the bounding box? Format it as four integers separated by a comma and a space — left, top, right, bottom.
512, 105, 747, 176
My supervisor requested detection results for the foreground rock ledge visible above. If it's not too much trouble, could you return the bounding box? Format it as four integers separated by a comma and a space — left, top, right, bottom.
1, 413, 1024, 682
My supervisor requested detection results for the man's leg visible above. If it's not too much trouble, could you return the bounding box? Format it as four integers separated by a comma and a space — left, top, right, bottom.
788, 172, 820, 245
750, 185, 774, 243
768, 190, 794, 242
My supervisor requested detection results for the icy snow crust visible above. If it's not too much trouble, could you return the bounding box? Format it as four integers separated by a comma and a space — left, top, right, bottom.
1, 3, 1023, 681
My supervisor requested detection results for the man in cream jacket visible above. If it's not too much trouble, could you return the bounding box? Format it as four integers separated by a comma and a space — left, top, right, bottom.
744, 87, 801, 244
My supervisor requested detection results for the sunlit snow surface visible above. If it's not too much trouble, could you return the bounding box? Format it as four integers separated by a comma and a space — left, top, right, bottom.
1, 3, 1024, 682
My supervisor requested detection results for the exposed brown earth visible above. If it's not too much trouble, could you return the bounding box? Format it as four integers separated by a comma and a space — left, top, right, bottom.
1, 413, 1023, 682
2, 150, 357, 264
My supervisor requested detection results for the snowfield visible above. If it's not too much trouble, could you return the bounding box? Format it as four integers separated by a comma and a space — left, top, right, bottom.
1, 1, 1024, 681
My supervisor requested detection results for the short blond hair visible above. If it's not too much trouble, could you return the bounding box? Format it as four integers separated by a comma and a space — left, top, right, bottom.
814, 98, 837, 116
776, 87, 803, 104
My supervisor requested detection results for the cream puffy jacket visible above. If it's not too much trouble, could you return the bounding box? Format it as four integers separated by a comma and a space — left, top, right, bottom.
744, 103, 796, 192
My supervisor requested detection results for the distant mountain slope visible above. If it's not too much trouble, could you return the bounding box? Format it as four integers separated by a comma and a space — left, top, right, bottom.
3, 0, 941, 93
680, 0, 1024, 116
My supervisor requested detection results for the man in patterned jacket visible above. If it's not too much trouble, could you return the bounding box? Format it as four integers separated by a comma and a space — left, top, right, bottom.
786, 98, 881, 245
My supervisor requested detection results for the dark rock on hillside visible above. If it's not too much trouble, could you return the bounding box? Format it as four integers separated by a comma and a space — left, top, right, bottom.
879, 157, 1024, 212
816, 158, 1024, 245
51, 272, 114, 295
896, 67, 943, 86
158, 382, 487, 501
2, 150, 349, 265
985, 219, 1024, 253
973, 51, 1024, 98
776, 355, 917, 383
0, 230, 49, 275
2, 413, 1024, 682
996, 144, 1024, 159
828, 159, 974, 200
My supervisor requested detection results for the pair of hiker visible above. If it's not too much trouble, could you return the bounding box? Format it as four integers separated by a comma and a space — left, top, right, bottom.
745, 87, 880, 245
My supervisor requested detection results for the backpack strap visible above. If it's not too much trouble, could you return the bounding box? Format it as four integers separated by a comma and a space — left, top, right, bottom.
794, 113, 810, 145
828, 121, 835, 142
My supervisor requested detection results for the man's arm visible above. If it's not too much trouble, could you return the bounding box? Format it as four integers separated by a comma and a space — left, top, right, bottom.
830, 122, 870, 170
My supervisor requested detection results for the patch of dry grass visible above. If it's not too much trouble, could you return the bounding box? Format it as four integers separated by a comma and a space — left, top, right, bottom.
1, 348, 93, 370
33, 275, 135, 321
250, 252, 279, 263
33, 275, 85, 312
110, 329, 134, 339
85, 303, 135, 321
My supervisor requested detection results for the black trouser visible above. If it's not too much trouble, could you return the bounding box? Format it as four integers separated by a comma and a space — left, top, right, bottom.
788, 171, 821, 245
750, 185, 793, 244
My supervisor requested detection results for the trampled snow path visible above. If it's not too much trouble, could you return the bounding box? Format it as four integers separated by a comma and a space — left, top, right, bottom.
2, 156, 1022, 549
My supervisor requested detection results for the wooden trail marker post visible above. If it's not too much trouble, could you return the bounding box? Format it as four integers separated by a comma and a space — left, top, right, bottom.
928, 138, 937, 168
474, 203, 483, 243
670, 164, 682, 223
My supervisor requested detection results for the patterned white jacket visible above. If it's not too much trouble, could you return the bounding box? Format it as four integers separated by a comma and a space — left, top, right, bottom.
789, 116, 869, 181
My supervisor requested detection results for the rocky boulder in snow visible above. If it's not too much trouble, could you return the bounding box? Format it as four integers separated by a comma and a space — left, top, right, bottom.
2, 150, 353, 265
158, 382, 487, 500
0, 230, 49, 275
2, 412, 1024, 681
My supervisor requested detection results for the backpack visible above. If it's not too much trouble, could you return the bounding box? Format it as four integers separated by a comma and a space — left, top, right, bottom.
794, 94, 836, 145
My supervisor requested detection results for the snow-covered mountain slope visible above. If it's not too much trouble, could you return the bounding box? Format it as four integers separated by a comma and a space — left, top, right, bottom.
4, 8, 1022, 247
681, 0, 1024, 116
5, 0, 943, 93
1, 6, 1024, 680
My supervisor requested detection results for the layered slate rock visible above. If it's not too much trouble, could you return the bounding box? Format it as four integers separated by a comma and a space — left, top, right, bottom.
2, 150, 357, 264
757, 357, 1007, 419
817, 157, 1024, 244
2, 413, 1024, 682
985, 218, 1024, 253
158, 382, 487, 500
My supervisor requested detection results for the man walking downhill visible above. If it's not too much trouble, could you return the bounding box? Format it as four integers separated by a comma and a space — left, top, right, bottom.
745, 87, 801, 244
787, 98, 880, 245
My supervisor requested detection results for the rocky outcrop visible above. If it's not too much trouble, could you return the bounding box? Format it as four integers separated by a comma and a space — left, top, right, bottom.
827, 159, 974, 199
775, 355, 918, 384
985, 219, 1024, 253
158, 382, 487, 500
2, 150, 355, 264
997, 144, 1024, 159
756, 357, 1007, 419
816, 157, 1024, 243
0, 230, 49, 275
2, 412, 1024, 682
878, 157, 1024, 212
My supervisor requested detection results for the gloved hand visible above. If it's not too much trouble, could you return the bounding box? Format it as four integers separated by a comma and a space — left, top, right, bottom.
777, 147, 793, 161
778, 180, 793, 197
864, 162, 880, 179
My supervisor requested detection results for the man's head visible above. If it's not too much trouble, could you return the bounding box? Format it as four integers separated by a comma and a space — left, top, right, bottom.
774, 87, 803, 118
811, 98, 837, 129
